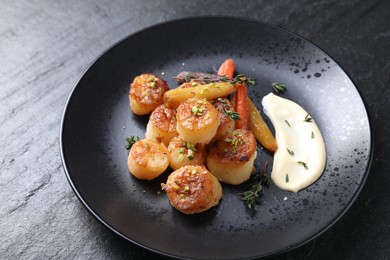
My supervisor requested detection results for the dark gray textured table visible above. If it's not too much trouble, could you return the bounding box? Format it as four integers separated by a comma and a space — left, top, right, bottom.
1, 0, 389, 259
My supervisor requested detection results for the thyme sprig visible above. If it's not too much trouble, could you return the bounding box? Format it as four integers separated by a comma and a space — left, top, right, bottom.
230, 74, 255, 87
272, 82, 287, 93
183, 73, 194, 83
304, 114, 313, 122
125, 135, 140, 150
298, 161, 309, 170
176, 72, 230, 84
218, 98, 240, 120
287, 148, 295, 156
240, 161, 270, 212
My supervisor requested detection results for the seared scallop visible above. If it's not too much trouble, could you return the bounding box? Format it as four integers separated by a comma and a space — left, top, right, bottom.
212, 98, 236, 141
161, 165, 222, 214
129, 73, 169, 115
145, 104, 178, 146
176, 97, 220, 144
128, 138, 169, 180
167, 136, 207, 170
207, 129, 257, 185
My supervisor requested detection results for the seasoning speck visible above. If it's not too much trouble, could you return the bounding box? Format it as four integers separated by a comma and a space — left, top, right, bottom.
283, 196, 288, 201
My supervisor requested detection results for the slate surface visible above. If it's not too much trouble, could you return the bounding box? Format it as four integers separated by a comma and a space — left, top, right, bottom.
1, 0, 389, 259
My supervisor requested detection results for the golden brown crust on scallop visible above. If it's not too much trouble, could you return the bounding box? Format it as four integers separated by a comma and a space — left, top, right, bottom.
145, 104, 178, 145
128, 139, 169, 180
212, 98, 236, 140
161, 165, 222, 214
149, 104, 177, 133
207, 129, 257, 165
129, 139, 168, 167
129, 73, 169, 114
167, 136, 207, 170
176, 97, 218, 131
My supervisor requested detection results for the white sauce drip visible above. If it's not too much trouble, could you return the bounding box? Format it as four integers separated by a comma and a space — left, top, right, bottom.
262, 93, 326, 192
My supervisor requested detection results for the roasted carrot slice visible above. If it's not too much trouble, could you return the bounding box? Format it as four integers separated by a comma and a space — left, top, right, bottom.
235, 84, 249, 130
218, 58, 235, 79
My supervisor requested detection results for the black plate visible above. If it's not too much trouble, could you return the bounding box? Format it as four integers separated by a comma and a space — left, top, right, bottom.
60, 17, 372, 259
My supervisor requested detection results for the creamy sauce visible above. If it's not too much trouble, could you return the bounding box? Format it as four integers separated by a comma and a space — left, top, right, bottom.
262, 93, 326, 192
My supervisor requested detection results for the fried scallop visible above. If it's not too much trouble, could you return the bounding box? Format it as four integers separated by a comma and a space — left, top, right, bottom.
129, 73, 169, 115
207, 129, 257, 185
167, 136, 207, 170
145, 104, 178, 146
128, 139, 169, 180
161, 165, 222, 214
212, 98, 236, 141
176, 97, 220, 144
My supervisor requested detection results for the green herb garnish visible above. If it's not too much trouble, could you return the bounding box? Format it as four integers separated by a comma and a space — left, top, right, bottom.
272, 82, 287, 93
125, 135, 140, 150
191, 105, 204, 116
184, 73, 194, 83
285, 119, 291, 127
286, 173, 289, 183
218, 98, 240, 120
304, 114, 313, 122
185, 142, 197, 152
240, 161, 270, 212
298, 161, 309, 170
224, 134, 244, 154
287, 148, 295, 156
230, 74, 255, 87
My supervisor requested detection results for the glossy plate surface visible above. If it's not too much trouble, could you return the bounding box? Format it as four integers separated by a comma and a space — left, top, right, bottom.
61, 17, 372, 259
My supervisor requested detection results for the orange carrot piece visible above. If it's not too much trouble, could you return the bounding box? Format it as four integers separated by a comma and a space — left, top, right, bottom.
218, 58, 235, 79
235, 84, 249, 129
218, 59, 249, 129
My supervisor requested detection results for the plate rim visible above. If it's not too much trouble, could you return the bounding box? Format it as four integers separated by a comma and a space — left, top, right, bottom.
60, 16, 374, 259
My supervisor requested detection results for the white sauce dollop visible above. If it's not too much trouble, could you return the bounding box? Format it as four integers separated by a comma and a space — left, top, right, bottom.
262, 93, 326, 192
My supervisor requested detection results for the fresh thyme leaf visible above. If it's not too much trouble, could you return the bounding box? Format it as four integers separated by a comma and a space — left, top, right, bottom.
304, 114, 313, 122
272, 82, 287, 93
226, 110, 240, 120
217, 97, 227, 103
183, 73, 194, 83
230, 74, 255, 87
287, 148, 295, 156
221, 103, 240, 121
311, 131, 315, 139
285, 119, 291, 127
286, 173, 289, 183
240, 161, 270, 212
220, 75, 230, 82
175, 72, 231, 84
218, 98, 240, 120
125, 135, 140, 150
298, 161, 309, 170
